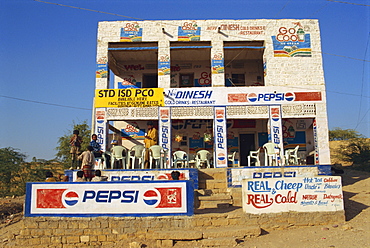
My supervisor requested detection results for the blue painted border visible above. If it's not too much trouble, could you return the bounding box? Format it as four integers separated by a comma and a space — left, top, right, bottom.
25, 180, 194, 217
227, 165, 332, 188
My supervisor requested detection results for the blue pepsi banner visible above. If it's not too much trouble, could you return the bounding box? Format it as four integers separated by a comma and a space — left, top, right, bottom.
214, 107, 228, 168
227, 165, 331, 188
64, 168, 198, 189
25, 181, 194, 217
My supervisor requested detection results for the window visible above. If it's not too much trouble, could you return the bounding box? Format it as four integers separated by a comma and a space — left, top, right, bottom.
179, 73, 194, 87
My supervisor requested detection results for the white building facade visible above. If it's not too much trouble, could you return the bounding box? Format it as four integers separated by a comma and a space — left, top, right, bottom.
93, 19, 330, 167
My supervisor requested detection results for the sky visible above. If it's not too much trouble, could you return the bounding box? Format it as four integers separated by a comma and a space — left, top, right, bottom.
1, 0, 369, 161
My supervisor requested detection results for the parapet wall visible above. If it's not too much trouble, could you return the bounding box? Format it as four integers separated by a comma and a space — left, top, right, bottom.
14, 210, 345, 247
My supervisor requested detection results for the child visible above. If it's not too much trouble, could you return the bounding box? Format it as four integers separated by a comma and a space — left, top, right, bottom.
70, 130, 83, 169
78, 146, 95, 181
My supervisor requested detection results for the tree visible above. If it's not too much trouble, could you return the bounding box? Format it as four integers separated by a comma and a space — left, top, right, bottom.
338, 139, 370, 170
55, 120, 91, 168
0, 147, 26, 197
329, 127, 364, 141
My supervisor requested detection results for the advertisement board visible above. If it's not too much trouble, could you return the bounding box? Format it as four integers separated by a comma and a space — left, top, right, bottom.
95, 88, 164, 108
25, 181, 194, 217
214, 107, 228, 168
227, 165, 331, 188
65, 168, 198, 189
242, 176, 343, 214
159, 107, 172, 167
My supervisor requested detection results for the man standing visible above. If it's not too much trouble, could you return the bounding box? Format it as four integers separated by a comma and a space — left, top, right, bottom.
144, 121, 158, 169
78, 146, 95, 181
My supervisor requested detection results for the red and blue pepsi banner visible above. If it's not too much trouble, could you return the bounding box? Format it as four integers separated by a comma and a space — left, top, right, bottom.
227, 165, 331, 188
214, 107, 228, 168
25, 181, 194, 217
242, 176, 343, 214
65, 168, 198, 189
159, 107, 172, 167
95, 108, 107, 152
269, 106, 284, 165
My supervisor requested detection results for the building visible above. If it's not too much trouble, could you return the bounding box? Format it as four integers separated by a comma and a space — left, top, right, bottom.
93, 19, 330, 167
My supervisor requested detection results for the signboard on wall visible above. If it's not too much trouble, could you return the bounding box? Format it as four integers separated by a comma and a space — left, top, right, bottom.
65, 168, 199, 189
95, 88, 164, 108
95, 108, 107, 152
269, 105, 284, 166
214, 107, 228, 168
25, 181, 194, 217
227, 165, 324, 188
242, 176, 343, 214
159, 107, 172, 167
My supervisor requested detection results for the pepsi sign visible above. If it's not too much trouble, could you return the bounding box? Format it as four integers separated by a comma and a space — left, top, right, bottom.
247, 92, 295, 103
25, 181, 193, 217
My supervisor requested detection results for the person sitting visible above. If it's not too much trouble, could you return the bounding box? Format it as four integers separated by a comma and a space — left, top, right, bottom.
75, 170, 85, 182
91, 170, 108, 181
45, 171, 57, 182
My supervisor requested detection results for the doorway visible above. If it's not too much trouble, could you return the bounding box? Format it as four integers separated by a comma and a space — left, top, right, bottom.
142, 74, 158, 88
239, 134, 255, 166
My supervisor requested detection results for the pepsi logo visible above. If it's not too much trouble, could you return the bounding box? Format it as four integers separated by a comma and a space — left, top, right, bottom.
247, 93, 258, 102
285, 92, 295, 101
97, 120, 104, 124
63, 191, 79, 207
218, 153, 226, 161
143, 189, 160, 206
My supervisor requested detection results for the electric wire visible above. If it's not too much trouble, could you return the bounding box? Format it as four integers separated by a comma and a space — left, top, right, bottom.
326, 0, 370, 7
0, 95, 92, 111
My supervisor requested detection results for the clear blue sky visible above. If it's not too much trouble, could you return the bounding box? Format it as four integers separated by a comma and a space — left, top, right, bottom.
1, 0, 369, 161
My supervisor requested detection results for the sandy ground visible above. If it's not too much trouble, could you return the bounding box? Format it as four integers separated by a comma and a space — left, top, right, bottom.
0, 168, 369, 247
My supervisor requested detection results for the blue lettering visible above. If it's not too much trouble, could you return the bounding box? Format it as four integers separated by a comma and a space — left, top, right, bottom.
108, 191, 121, 202
82, 191, 96, 202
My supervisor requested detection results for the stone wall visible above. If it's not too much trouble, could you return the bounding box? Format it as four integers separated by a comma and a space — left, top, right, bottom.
12, 210, 344, 247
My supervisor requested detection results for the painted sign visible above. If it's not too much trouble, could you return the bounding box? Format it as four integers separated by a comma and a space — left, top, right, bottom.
214, 107, 228, 168
272, 23, 311, 57
158, 55, 170, 76
25, 181, 194, 217
95, 88, 164, 108
228, 92, 322, 104
159, 107, 172, 167
120, 22, 142, 42
96, 64, 108, 78
313, 119, 319, 165
227, 165, 324, 188
269, 106, 284, 165
242, 176, 343, 214
178, 22, 201, 41
211, 53, 224, 74
65, 168, 198, 189
164, 88, 216, 106
95, 108, 107, 152
120, 121, 145, 140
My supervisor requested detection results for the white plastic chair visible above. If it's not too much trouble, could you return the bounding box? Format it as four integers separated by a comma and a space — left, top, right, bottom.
148, 145, 165, 169
263, 143, 278, 166
285, 145, 300, 165
111, 146, 127, 169
247, 148, 260, 166
173, 151, 189, 168
129, 145, 145, 169
228, 151, 237, 167
195, 150, 211, 168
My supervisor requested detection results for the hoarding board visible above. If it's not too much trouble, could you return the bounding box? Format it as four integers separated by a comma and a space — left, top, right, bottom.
214, 107, 228, 168
227, 165, 331, 188
65, 168, 198, 189
25, 181, 193, 217
95, 88, 164, 108
242, 176, 343, 214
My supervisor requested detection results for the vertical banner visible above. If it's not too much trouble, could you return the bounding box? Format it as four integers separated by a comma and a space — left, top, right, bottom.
269, 106, 284, 166
214, 107, 228, 168
159, 107, 171, 168
95, 108, 107, 152
313, 119, 319, 165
